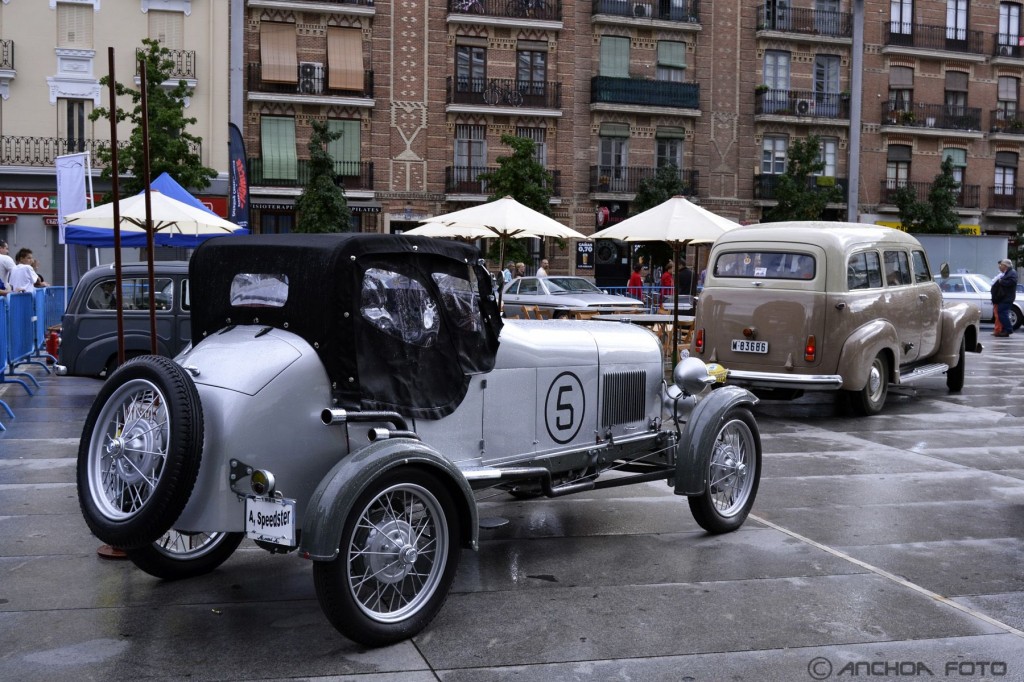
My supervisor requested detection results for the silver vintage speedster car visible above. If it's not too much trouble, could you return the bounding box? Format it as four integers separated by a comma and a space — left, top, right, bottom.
76, 233, 761, 646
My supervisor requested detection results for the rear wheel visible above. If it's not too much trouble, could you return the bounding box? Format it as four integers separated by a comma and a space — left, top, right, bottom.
849, 353, 888, 416
688, 408, 761, 534
1010, 306, 1023, 330
127, 530, 243, 580
946, 338, 966, 392
314, 468, 461, 646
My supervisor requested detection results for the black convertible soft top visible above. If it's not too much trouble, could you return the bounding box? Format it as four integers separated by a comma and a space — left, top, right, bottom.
190, 233, 502, 419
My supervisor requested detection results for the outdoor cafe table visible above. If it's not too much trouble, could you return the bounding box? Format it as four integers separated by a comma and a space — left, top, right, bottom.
590, 313, 696, 361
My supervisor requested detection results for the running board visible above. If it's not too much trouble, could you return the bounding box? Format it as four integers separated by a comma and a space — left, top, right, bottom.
899, 363, 950, 384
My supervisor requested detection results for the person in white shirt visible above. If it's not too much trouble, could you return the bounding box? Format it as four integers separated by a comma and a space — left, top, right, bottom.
0, 240, 15, 286
536, 258, 549, 277
8, 248, 37, 294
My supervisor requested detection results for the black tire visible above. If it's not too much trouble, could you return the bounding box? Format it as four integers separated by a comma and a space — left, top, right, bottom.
314, 468, 461, 647
127, 531, 243, 580
104, 350, 144, 379
848, 353, 889, 416
482, 86, 499, 106
688, 408, 761, 534
946, 337, 966, 392
77, 355, 204, 549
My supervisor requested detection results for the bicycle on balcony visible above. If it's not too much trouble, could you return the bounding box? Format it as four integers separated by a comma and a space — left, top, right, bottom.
505, 0, 546, 19
452, 0, 484, 14
482, 81, 524, 107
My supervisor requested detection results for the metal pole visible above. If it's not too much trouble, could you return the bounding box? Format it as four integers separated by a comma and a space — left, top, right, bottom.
847, 0, 864, 222
108, 47, 125, 367
140, 54, 157, 355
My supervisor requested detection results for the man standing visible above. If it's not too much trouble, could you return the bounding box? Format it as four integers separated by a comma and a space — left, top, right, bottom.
0, 240, 15, 286
502, 260, 514, 284
537, 258, 549, 277
992, 258, 1018, 337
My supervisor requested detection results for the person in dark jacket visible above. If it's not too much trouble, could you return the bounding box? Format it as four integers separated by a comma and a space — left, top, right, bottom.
992, 258, 1018, 337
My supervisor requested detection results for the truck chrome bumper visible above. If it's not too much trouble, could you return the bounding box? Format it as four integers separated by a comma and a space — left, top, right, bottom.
725, 369, 844, 391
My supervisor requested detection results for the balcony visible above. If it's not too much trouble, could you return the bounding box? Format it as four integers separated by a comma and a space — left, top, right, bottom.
989, 109, 1024, 136
988, 187, 1024, 213
880, 102, 982, 134
755, 6, 851, 40
883, 22, 986, 58
446, 77, 562, 112
137, 48, 196, 80
590, 165, 698, 195
878, 180, 980, 209
247, 63, 374, 102
755, 88, 850, 121
446, 0, 563, 24
754, 174, 849, 203
445, 166, 561, 196
591, 76, 699, 111
0, 135, 198, 168
993, 35, 1024, 61
591, 0, 700, 25
247, 158, 374, 191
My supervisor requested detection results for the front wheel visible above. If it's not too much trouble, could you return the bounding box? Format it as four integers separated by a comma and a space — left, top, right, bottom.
313, 468, 461, 647
688, 408, 761, 534
848, 353, 889, 416
127, 530, 244, 580
946, 338, 966, 392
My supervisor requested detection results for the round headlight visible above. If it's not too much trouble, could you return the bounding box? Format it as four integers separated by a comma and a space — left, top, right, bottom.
251, 469, 276, 496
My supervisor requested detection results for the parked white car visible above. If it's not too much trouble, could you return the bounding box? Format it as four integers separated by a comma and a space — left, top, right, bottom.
936, 273, 1022, 329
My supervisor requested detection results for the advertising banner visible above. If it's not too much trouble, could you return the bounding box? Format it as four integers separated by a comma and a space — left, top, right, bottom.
55, 153, 90, 244
228, 122, 250, 229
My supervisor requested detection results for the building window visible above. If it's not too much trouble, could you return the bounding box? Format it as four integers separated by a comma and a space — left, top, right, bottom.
761, 135, 787, 175
815, 0, 842, 35
763, 50, 791, 113
516, 126, 547, 166
946, 0, 968, 43
598, 122, 630, 189
454, 124, 487, 190
148, 10, 183, 49
516, 45, 547, 97
327, 28, 364, 92
260, 116, 297, 182
656, 127, 685, 169
259, 210, 294, 235
888, 66, 914, 116
998, 76, 1019, 123
456, 44, 486, 94
999, 3, 1021, 51
328, 119, 360, 177
995, 152, 1018, 197
260, 22, 297, 85
764, 0, 791, 31
945, 71, 968, 113
599, 36, 629, 78
890, 0, 913, 35
886, 144, 912, 190
943, 148, 967, 186
58, 99, 90, 153
57, 1, 94, 49
656, 41, 686, 83
814, 54, 841, 116
817, 137, 838, 177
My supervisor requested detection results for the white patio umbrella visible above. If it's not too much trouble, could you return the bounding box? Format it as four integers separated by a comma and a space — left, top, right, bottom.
591, 196, 742, 362
64, 190, 244, 238
407, 196, 588, 304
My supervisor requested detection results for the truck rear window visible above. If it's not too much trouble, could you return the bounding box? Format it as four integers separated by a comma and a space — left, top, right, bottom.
713, 251, 815, 280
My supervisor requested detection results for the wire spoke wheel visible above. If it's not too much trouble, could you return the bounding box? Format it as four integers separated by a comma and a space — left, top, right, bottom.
688, 407, 761, 534
128, 530, 244, 580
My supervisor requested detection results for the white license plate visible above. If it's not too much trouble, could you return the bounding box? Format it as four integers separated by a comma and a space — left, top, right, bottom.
731, 339, 769, 354
245, 496, 296, 546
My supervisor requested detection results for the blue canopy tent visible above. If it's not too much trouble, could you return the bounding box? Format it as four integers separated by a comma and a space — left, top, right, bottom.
63, 173, 248, 247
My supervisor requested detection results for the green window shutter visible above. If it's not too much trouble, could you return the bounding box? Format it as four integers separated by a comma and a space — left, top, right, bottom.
328, 120, 361, 176
260, 116, 297, 181
655, 126, 686, 139
942, 148, 967, 167
657, 41, 686, 68
599, 36, 630, 78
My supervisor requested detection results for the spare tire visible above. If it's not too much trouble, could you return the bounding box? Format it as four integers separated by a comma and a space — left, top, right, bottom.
77, 355, 204, 549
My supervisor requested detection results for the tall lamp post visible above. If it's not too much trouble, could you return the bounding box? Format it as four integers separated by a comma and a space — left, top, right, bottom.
847, 0, 864, 222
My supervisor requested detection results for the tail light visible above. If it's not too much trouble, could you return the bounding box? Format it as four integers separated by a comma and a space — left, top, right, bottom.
804, 335, 816, 362
695, 328, 705, 354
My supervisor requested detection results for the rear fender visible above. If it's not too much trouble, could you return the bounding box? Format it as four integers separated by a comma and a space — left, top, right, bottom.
675, 386, 759, 496
835, 320, 898, 391
936, 304, 982, 362
71, 335, 171, 376
299, 439, 478, 561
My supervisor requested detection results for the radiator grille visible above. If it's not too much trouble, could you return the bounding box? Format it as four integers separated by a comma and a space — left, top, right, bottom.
601, 370, 646, 427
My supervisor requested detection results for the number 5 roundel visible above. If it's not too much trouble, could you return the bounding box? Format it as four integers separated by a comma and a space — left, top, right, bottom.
544, 372, 585, 444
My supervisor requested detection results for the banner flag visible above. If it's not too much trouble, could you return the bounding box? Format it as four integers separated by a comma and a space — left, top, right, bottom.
228, 123, 250, 230
55, 152, 89, 245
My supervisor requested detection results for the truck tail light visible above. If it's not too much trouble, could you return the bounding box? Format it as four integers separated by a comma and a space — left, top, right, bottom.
695, 328, 705, 354
804, 335, 816, 362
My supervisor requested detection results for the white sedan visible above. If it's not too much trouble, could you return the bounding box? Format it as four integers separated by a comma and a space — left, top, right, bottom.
936, 273, 1023, 329
502, 276, 645, 318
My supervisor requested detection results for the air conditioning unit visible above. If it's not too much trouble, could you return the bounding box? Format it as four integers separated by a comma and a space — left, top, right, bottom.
796, 98, 815, 115
632, 2, 650, 17
999, 45, 1014, 56
298, 61, 323, 94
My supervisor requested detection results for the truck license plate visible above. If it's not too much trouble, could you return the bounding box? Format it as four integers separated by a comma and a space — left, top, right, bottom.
245, 496, 296, 546
731, 339, 768, 353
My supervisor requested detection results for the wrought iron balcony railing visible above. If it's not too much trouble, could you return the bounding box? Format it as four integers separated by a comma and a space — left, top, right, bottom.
0, 135, 198, 168
591, 0, 700, 24
754, 174, 849, 202
989, 109, 1024, 133
446, 77, 562, 109
136, 48, 196, 80
590, 165, 698, 195
989, 186, 1024, 211
247, 158, 374, 191
0, 39, 14, 70
879, 180, 980, 209
247, 63, 374, 98
755, 88, 850, 118
881, 102, 981, 132
884, 21, 986, 55
755, 6, 851, 38
994, 34, 1024, 58
445, 166, 561, 196
591, 76, 699, 109
447, 0, 563, 21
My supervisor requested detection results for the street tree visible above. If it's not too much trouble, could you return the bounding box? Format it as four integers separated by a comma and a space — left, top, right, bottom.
91, 39, 216, 198
295, 120, 351, 233
763, 135, 841, 222
893, 156, 962, 234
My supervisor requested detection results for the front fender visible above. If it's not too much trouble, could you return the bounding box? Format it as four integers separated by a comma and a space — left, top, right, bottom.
835, 320, 899, 391
299, 438, 479, 561
675, 385, 759, 496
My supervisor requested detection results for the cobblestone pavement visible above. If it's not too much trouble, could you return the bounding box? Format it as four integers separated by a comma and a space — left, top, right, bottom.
2, 337, 1023, 681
